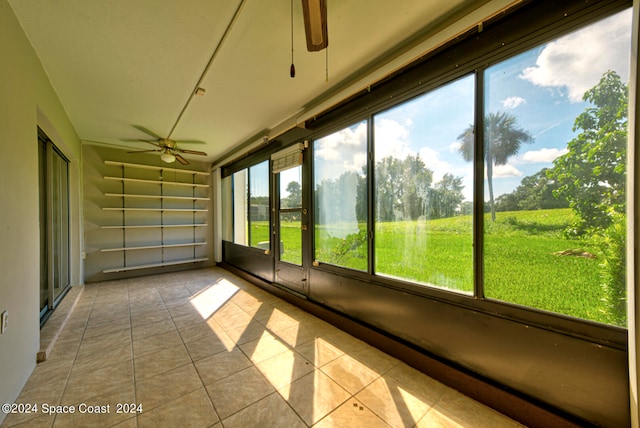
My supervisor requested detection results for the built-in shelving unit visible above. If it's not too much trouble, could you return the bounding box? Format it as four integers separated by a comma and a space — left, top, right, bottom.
101, 224, 208, 229
100, 242, 207, 252
105, 193, 209, 201
104, 176, 210, 188
102, 257, 210, 273
102, 207, 208, 212
98, 160, 210, 273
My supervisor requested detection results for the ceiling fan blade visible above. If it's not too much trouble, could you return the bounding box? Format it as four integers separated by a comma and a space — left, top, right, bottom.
175, 154, 189, 165
121, 138, 162, 148
126, 149, 161, 154
174, 140, 206, 145
176, 148, 207, 156
132, 125, 162, 140
302, 0, 328, 52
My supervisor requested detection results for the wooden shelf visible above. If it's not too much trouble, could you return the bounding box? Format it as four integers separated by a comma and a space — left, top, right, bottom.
98, 159, 210, 275
104, 176, 210, 188
100, 242, 207, 252
102, 207, 208, 212
105, 193, 209, 201
102, 257, 209, 273
101, 224, 207, 229
104, 160, 210, 177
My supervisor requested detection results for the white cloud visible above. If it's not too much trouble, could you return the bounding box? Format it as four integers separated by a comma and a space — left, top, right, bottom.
315, 122, 367, 163
369, 118, 478, 201
314, 123, 368, 182
521, 148, 568, 163
492, 164, 523, 178
374, 119, 464, 184
314, 143, 339, 161
448, 141, 462, 153
520, 9, 631, 102
347, 152, 367, 173
502, 96, 526, 109
418, 147, 452, 183
374, 118, 412, 160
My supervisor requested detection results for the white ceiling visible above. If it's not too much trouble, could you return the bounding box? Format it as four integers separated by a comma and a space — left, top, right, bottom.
9, 0, 494, 165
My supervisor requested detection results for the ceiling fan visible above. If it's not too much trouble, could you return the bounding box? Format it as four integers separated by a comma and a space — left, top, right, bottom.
126, 125, 207, 165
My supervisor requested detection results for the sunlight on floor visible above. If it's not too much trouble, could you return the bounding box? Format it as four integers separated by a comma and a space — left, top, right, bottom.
189, 278, 239, 319
1, 268, 522, 428
398, 384, 433, 424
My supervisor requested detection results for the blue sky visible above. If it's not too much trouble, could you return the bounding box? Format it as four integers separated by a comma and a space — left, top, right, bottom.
314, 8, 632, 202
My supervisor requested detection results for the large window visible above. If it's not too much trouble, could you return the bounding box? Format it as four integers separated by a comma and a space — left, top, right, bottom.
373, 76, 475, 293
230, 160, 270, 249
224, 5, 631, 329
249, 161, 269, 248
481, 9, 631, 326
313, 121, 368, 270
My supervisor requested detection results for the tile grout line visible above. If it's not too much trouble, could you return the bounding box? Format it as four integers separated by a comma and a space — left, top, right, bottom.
16, 268, 511, 428
163, 281, 214, 412
227, 296, 355, 428
125, 279, 140, 427
152, 281, 223, 423
181, 283, 307, 426
52, 285, 97, 428
175, 275, 228, 426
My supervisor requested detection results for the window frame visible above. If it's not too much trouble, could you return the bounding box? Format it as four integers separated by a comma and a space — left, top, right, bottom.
225, 158, 271, 250
248, 160, 270, 249
311, 120, 370, 272
302, 0, 630, 347
222, 0, 630, 348
230, 168, 248, 246
370, 73, 476, 295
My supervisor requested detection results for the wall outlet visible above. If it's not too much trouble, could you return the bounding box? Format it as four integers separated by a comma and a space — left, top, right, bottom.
1, 311, 7, 334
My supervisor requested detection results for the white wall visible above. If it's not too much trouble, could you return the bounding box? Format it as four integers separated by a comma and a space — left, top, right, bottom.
0, 1, 82, 422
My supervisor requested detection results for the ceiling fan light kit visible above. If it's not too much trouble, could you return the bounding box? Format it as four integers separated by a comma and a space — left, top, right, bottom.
160, 150, 176, 163
125, 127, 207, 165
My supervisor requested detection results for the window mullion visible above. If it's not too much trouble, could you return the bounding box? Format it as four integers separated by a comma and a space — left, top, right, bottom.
367, 116, 375, 276
247, 168, 251, 246
473, 68, 485, 300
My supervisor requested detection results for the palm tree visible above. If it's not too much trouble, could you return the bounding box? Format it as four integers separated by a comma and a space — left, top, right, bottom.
457, 112, 533, 221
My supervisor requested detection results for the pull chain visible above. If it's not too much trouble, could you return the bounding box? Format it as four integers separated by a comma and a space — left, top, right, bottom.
290, 0, 295, 78
325, 45, 329, 82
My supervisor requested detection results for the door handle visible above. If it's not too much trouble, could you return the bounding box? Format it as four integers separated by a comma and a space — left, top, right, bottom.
301, 224, 308, 231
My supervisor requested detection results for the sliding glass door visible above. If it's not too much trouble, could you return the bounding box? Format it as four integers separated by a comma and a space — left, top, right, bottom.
39, 129, 71, 323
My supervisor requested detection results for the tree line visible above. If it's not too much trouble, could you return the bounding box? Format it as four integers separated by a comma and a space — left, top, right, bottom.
305, 70, 627, 236
490, 70, 627, 236
315, 154, 466, 224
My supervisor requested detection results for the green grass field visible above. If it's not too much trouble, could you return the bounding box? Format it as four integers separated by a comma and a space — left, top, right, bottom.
484, 210, 608, 322
250, 208, 615, 325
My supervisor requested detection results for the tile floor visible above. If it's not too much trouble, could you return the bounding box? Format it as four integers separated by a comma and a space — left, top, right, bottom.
1, 267, 523, 427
